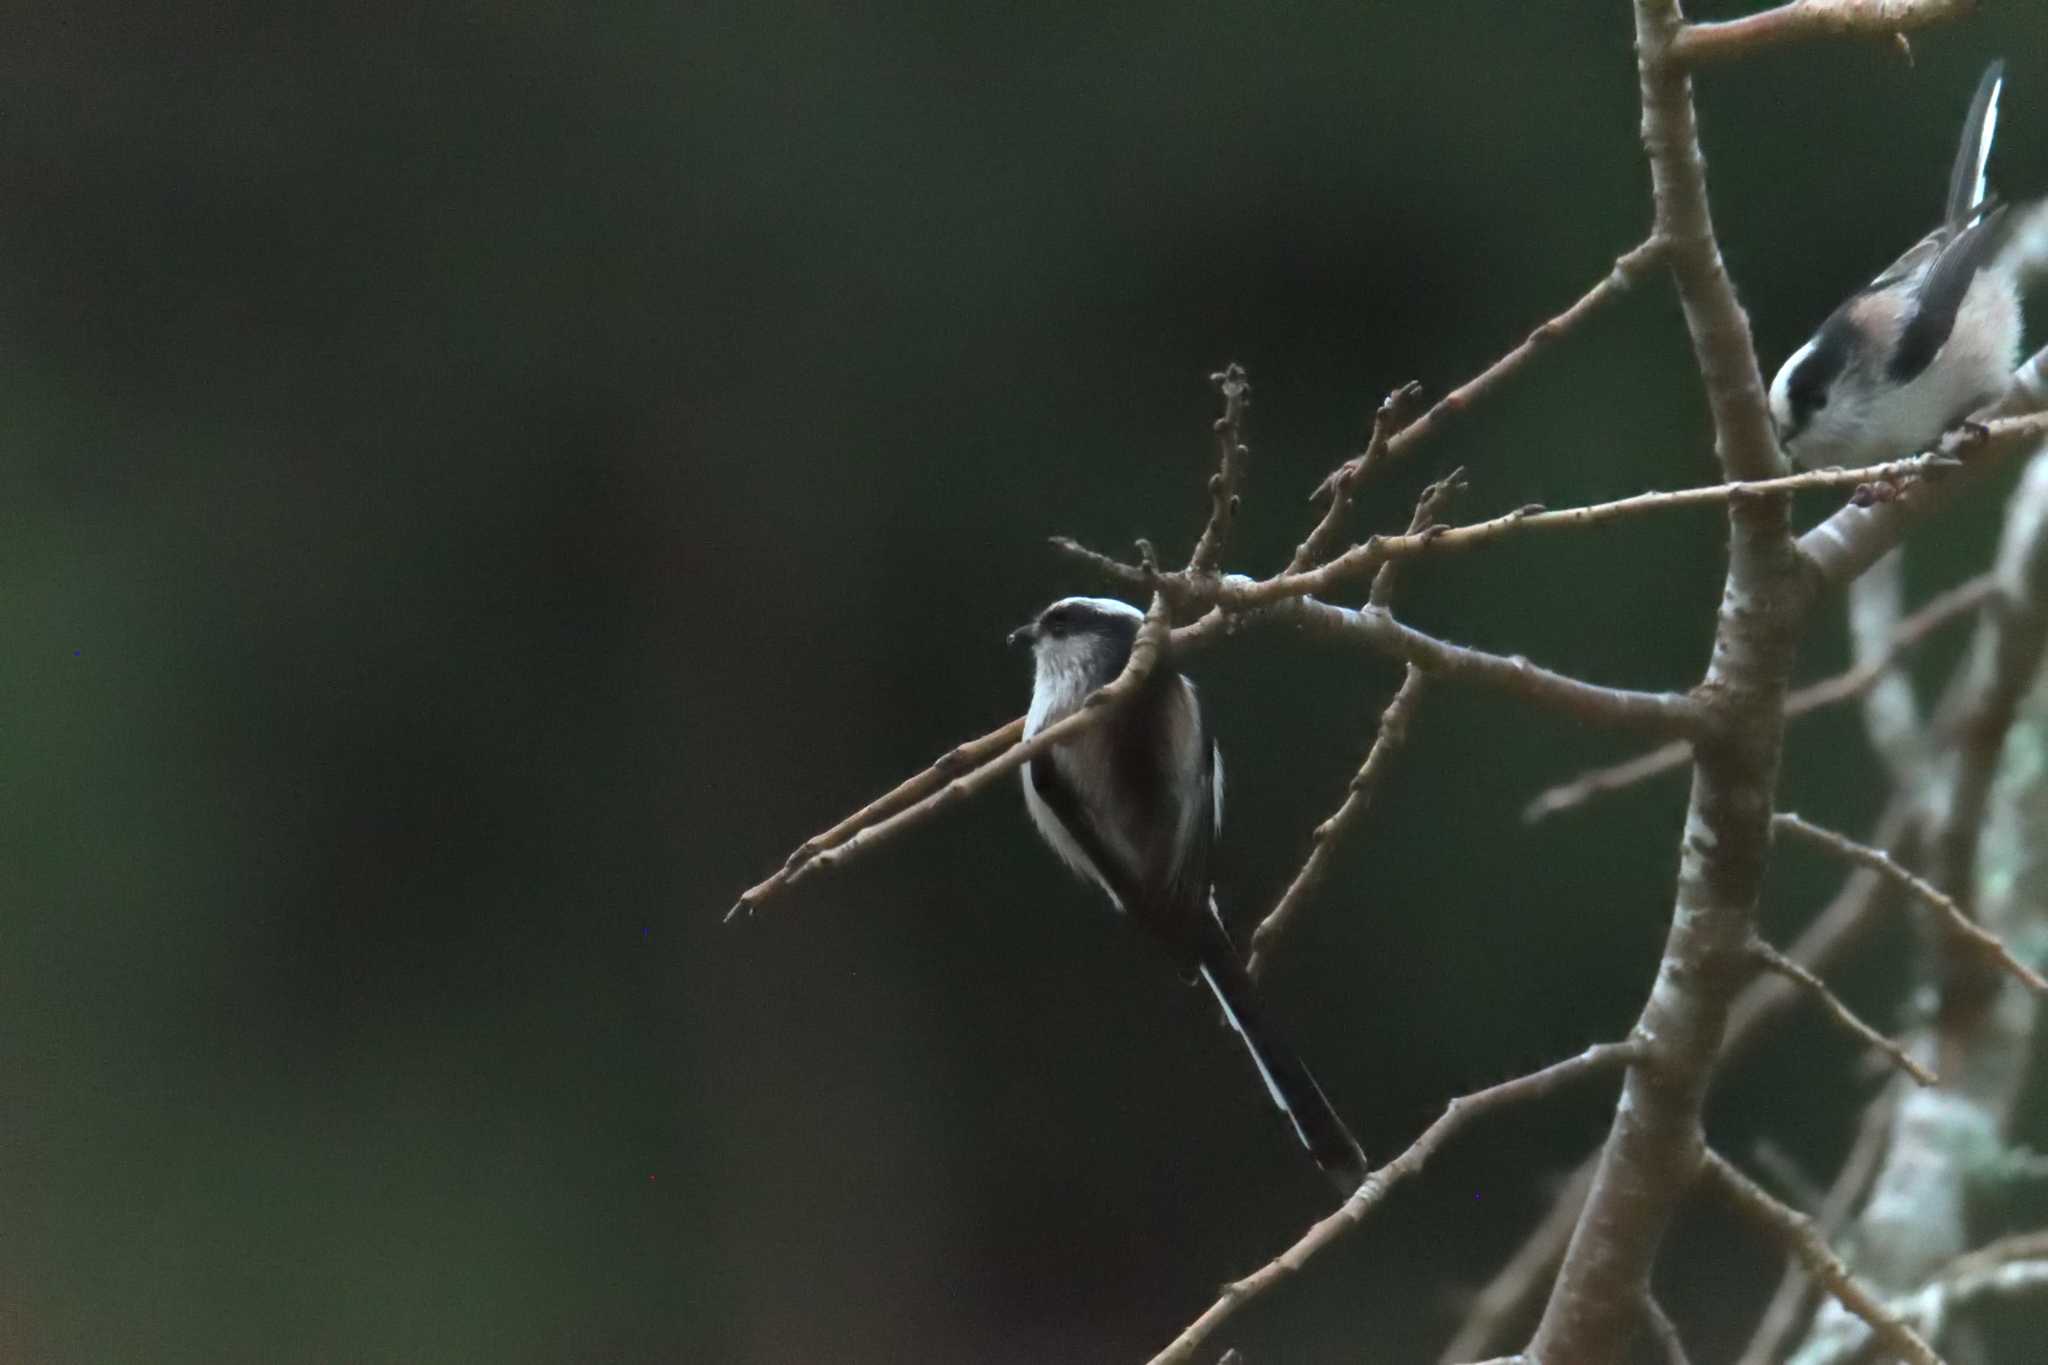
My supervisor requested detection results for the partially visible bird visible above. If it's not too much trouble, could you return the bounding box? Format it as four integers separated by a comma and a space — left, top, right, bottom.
1770, 59, 2047, 468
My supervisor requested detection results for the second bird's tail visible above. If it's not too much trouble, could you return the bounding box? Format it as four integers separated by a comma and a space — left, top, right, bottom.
1193, 925, 1369, 1195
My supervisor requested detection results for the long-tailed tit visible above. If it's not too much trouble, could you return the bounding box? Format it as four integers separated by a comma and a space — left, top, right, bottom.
1009, 595, 1368, 1192
1769, 59, 2047, 468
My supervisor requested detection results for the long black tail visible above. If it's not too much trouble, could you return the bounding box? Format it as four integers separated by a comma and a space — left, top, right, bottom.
1193, 928, 1368, 1195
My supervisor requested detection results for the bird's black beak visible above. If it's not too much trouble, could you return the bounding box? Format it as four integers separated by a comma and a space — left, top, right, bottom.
1007, 623, 1037, 649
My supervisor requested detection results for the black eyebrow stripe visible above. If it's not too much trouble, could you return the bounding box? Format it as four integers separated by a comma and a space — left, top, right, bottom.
1783, 311, 1855, 436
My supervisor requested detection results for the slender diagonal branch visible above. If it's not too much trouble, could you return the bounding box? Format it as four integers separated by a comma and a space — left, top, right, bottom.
1312, 239, 1666, 498
1673, 0, 1977, 67
738, 593, 1171, 908
1371, 468, 1470, 609
1737, 1087, 1898, 1365
1144, 1042, 1642, 1365
1275, 596, 1705, 739
1926, 1230, 2048, 1285
1700, 1149, 1942, 1365
729, 717, 1025, 919
1083, 452, 1965, 619
1436, 1162, 1594, 1364
1054, 541, 1707, 737
1773, 811, 2048, 994
1292, 383, 1425, 574
1248, 476, 1462, 979
1523, 573, 1993, 823
1246, 665, 1425, 981
1812, 574, 1994, 714
1746, 936, 1937, 1084
1891, 1259, 2048, 1330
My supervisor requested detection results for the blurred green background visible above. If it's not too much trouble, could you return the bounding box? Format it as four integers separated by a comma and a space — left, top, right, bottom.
6, 3, 2048, 1361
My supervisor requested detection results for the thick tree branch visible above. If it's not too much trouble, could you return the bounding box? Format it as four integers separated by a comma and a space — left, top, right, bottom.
1673, 0, 1977, 66
1633, 6, 1782, 484
1442, 797, 1915, 1363
1144, 1042, 1642, 1365
1641, 1294, 1693, 1365
1701, 1148, 1942, 1365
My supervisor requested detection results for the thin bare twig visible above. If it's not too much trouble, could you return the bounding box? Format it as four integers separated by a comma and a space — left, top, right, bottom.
1437, 1161, 1593, 1364
1055, 538, 1709, 736
1246, 475, 1462, 979
737, 593, 1171, 915
1746, 936, 1937, 1084
1808, 574, 1995, 714
1700, 1149, 1942, 1365
1522, 573, 1993, 822
1673, 0, 1978, 67
1370, 467, 1471, 609
1773, 811, 2048, 994
1271, 596, 1706, 739
728, 717, 1025, 919
1089, 450, 1969, 617
1521, 740, 1693, 824
1144, 1042, 1643, 1365
1291, 383, 1425, 574
1893, 1259, 2048, 1332
1246, 665, 1425, 981
1190, 365, 1251, 574
1737, 1087, 1898, 1365
1312, 239, 1666, 499
1751, 1141, 1829, 1214
1797, 411, 2048, 594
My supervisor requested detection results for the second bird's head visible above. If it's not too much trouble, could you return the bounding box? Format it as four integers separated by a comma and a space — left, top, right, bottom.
1009, 596, 1143, 676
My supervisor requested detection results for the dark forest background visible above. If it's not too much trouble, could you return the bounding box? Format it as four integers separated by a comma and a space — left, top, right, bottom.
6, 4, 2048, 1361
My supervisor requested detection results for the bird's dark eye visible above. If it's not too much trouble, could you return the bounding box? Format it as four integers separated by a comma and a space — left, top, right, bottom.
1782, 318, 1853, 437
1786, 356, 1831, 425
1041, 608, 1071, 638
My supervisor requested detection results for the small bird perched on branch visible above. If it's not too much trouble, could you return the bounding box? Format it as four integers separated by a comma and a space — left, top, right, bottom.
1770, 59, 2048, 468
1009, 595, 1368, 1193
